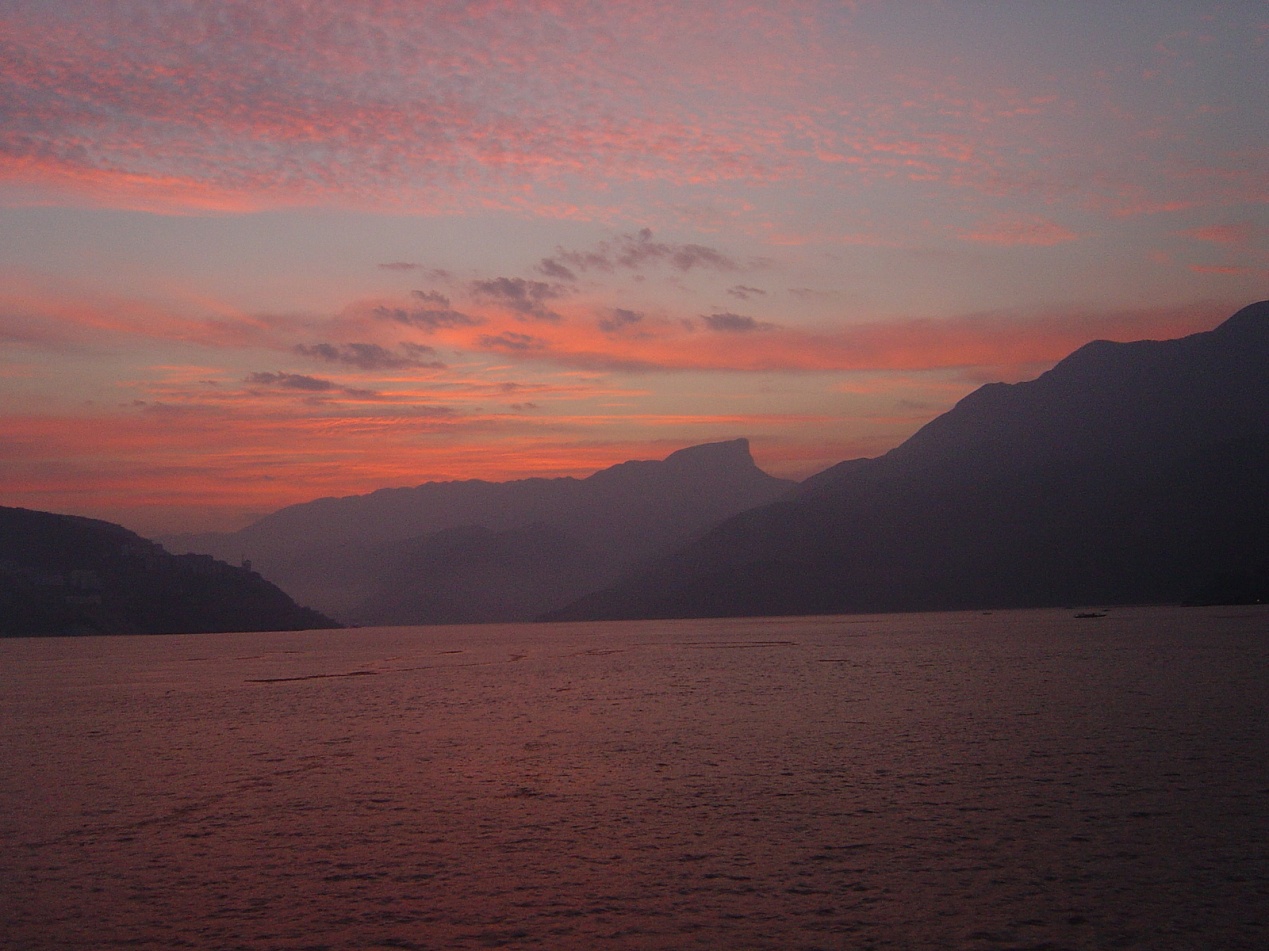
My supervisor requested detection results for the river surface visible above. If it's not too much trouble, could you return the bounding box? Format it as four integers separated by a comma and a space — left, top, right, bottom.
2, 606, 1266, 949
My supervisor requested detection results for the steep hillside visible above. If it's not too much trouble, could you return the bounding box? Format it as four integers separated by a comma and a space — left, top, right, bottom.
552, 301, 1269, 619
1, 507, 338, 636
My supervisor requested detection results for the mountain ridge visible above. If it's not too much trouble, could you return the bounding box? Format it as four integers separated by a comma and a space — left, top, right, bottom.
549, 301, 1269, 620
165, 438, 795, 624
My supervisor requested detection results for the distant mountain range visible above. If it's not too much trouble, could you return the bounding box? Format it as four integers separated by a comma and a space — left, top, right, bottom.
161, 301, 1269, 625
0, 506, 337, 636
164, 439, 795, 625
550, 300, 1269, 619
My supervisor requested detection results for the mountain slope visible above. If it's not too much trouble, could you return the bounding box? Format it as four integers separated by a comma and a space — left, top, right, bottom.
0, 507, 338, 636
552, 301, 1269, 620
165, 439, 794, 624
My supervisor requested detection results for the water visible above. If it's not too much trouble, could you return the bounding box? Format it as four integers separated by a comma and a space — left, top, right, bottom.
2, 606, 1266, 950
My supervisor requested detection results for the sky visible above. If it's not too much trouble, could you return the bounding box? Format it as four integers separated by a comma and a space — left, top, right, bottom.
1, 0, 1266, 536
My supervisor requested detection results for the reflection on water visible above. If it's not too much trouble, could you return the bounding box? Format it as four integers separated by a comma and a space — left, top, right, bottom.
2, 607, 1266, 949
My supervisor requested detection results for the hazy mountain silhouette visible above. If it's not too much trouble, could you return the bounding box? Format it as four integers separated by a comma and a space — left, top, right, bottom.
550, 301, 1269, 620
164, 439, 794, 624
0, 506, 337, 636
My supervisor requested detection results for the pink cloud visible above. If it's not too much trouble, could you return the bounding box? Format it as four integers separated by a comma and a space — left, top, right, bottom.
0, 283, 294, 352
1178, 222, 1255, 245
397, 296, 1232, 376
8, 276, 1238, 388
4, 0, 1252, 226
0, 289, 1247, 535
0, 3, 804, 214
0, 399, 837, 535
958, 214, 1079, 246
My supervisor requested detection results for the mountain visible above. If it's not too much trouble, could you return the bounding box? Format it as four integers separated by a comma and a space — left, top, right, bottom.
0, 506, 338, 636
164, 439, 795, 625
550, 301, 1269, 620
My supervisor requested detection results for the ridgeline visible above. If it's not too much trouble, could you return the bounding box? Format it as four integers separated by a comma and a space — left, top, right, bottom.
1, 506, 338, 636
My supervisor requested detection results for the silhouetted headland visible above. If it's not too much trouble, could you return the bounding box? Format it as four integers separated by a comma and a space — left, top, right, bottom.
1, 506, 338, 636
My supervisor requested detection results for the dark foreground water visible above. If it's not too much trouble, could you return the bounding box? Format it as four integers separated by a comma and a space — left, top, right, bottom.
2, 607, 1266, 950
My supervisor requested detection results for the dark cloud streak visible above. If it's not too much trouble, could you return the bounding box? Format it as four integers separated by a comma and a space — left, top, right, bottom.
247, 371, 338, 391
470, 277, 566, 322
701, 312, 776, 333
540, 228, 746, 277
378, 264, 452, 282
598, 307, 644, 334
412, 289, 451, 307
246, 371, 383, 400
536, 257, 576, 280
295, 342, 445, 370
374, 305, 482, 331
478, 331, 548, 352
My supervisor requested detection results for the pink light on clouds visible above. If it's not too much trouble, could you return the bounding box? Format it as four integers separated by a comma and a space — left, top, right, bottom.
958, 215, 1079, 247
1179, 223, 1255, 246
0, 291, 1253, 532
6, 1, 1255, 223
1, 1, 1265, 533
0, 397, 841, 534
409, 298, 1227, 377
0, 1, 805, 214
0, 281, 304, 357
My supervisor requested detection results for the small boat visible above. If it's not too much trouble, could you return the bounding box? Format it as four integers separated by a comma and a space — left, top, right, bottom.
1074, 611, 1107, 619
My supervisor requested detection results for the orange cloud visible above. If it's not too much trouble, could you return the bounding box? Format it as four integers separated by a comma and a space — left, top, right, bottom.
8, 276, 1235, 386
402, 299, 1229, 376
1, 293, 1244, 535
0, 281, 293, 352
0, 403, 840, 535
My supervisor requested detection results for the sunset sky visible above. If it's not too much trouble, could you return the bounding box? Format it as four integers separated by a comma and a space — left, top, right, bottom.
2, 1, 1266, 535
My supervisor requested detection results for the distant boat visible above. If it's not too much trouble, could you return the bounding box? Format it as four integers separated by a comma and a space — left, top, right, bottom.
1074, 611, 1107, 619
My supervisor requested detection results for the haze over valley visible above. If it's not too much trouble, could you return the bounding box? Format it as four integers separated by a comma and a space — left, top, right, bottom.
164, 438, 793, 625
157, 302, 1269, 628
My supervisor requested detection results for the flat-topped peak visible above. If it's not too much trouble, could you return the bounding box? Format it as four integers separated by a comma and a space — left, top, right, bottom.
664, 438, 753, 468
